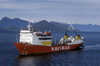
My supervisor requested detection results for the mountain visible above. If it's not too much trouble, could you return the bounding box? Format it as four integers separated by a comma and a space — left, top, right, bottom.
0, 27, 7, 31
50, 21, 69, 29
31, 20, 80, 31
0, 17, 82, 31
71, 24, 100, 32
50, 21, 80, 31
0, 17, 33, 28
60, 22, 100, 32
7, 26, 21, 31
31, 20, 68, 31
1, 17, 100, 32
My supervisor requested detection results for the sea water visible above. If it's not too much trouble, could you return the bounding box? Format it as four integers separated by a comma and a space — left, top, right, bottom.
0, 31, 100, 66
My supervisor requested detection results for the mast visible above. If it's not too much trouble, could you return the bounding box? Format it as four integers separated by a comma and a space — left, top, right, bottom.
27, 22, 31, 31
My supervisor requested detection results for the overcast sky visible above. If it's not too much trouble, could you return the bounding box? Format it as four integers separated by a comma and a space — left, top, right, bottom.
0, 0, 100, 24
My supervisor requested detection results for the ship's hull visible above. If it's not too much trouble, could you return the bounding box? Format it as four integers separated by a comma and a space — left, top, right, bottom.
14, 43, 83, 55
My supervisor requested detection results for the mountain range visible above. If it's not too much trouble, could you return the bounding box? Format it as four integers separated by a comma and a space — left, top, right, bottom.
0, 17, 30, 28
72, 24, 100, 32
0, 17, 100, 32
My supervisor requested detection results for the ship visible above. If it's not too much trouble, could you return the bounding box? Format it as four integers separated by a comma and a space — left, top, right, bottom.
14, 22, 84, 55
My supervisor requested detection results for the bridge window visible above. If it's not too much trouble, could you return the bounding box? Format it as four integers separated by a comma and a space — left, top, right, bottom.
39, 38, 52, 40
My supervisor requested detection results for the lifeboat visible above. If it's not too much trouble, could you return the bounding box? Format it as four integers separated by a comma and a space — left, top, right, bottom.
45, 32, 51, 34
45, 30, 51, 34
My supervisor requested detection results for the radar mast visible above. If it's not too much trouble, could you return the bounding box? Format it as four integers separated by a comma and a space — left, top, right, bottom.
27, 22, 31, 31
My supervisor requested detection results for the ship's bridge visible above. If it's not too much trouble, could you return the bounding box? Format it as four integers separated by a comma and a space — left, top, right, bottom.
20, 30, 33, 44
20, 30, 33, 33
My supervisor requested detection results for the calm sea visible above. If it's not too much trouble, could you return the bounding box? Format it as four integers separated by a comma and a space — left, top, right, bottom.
0, 31, 100, 66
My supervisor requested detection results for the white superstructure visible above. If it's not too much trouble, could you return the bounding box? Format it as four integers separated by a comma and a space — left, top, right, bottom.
19, 22, 52, 46
19, 29, 52, 46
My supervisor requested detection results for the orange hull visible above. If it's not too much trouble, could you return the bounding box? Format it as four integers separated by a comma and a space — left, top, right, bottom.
14, 43, 83, 55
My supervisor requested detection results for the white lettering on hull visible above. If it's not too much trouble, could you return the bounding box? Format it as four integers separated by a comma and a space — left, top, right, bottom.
51, 46, 70, 51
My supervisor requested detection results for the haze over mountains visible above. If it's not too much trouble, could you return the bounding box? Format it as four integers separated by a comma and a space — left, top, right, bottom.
0, 17, 100, 32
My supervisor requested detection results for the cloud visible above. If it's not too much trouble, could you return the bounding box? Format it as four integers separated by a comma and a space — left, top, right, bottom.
0, 4, 23, 10
48, 0, 100, 3
0, 0, 12, 2
0, 0, 100, 24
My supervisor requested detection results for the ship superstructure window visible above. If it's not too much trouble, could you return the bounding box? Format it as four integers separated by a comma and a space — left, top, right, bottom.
20, 32, 33, 44
39, 38, 52, 40
37, 34, 52, 36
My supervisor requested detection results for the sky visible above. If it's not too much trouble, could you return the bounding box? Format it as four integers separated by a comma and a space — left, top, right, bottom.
0, 0, 100, 25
